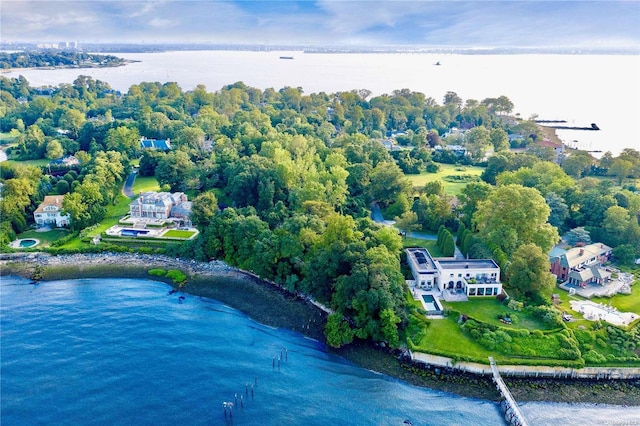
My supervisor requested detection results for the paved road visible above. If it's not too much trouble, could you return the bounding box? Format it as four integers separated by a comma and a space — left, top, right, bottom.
122, 171, 136, 197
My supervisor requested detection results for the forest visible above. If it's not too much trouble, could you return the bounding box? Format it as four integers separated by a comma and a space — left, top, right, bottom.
1, 74, 639, 349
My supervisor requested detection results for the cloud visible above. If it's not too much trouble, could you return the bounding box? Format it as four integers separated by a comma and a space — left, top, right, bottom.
1, 0, 638, 47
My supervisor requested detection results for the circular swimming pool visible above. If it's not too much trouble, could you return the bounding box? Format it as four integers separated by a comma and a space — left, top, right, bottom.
18, 239, 38, 248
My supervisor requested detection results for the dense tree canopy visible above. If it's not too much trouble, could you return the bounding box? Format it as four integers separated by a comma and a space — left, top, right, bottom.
474, 184, 559, 256
2, 74, 638, 349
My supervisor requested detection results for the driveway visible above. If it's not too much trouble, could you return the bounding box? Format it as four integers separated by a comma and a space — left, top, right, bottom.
122, 171, 136, 197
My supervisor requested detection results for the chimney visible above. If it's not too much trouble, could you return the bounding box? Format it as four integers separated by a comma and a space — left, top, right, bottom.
579, 249, 584, 256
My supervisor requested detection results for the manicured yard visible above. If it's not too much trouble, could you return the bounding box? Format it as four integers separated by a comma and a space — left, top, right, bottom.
443, 298, 555, 330
131, 176, 161, 193
405, 164, 485, 195
552, 275, 640, 327
414, 316, 496, 362
162, 229, 197, 239
0, 133, 18, 143
81, 194, 133, 239
5, 158, 51, 167
15, 229, 71, 247
402, 238, 444, 257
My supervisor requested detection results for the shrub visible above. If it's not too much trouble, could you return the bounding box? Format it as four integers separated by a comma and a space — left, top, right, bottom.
148, 269, 166, 277
165, 269, 187, 284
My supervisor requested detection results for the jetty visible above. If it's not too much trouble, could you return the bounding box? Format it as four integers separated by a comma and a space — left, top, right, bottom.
489, 357, 529, 426
537, 121, 600, 131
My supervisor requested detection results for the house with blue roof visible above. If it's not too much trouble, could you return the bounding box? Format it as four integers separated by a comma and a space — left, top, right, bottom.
139, 137, 172, 150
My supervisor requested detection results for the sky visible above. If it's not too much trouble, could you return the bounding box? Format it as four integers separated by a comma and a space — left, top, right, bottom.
1, 1, 639, 49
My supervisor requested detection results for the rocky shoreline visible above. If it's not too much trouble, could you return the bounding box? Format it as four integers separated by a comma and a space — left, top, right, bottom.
2, 252, 639, 405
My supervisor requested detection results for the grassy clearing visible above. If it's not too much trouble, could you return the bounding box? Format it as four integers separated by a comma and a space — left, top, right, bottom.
5, 158, 51, 167
0, 133, 18, 144
406, 164, 485, 195
162, 229, 196, 239
402, 238, 444, 257
15, 229, 71, 247
591, 290, 640, 316
131, 176, 160, 193
415, 316, 496, 361
443, 298, 554, 330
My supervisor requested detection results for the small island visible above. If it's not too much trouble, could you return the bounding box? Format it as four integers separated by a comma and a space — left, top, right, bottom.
0, 51, 133, 70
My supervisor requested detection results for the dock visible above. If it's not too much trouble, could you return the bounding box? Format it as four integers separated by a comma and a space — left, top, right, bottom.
489, 357, 529, 426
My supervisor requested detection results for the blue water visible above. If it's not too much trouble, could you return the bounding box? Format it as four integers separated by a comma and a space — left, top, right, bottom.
421, 295, 440, 312
2, 276, 639, 425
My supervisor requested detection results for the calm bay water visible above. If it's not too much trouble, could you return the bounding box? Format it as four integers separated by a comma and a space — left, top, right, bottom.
2, 276, 639, 425
3, 51, 639, 155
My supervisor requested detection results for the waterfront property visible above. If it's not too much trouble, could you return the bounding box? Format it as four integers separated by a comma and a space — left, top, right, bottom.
8, 238, 40, 249
550, 243, 612, 282
419, 294, 444, 315
33, 195, 70, 228
406, 248, 502, 301
128, 191, 192, 225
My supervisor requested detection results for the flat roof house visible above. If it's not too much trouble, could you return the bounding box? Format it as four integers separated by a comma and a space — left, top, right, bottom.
406, 248, 502, 299
33, 195, 70, 228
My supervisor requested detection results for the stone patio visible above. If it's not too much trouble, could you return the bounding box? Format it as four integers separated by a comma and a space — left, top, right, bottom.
559, 274, 632, 298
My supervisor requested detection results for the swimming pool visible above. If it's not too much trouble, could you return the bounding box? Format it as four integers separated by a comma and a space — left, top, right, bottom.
18, 239, 38, 248
121, 229, 150, 237
421, 294, 442, 312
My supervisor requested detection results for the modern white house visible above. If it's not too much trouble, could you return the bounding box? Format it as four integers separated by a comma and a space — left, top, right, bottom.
33, 195, 70, 227
406, 248, 502, 297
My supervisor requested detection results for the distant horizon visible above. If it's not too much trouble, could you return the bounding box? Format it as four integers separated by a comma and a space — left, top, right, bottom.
2, 1, 639, 50
2, 40, 638, 55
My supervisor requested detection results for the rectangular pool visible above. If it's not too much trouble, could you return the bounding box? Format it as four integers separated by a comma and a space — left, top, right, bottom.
421, 294, 442, 312
121, 229, 150, 237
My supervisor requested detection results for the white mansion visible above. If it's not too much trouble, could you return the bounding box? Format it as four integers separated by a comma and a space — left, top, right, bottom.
33, 196, 71, 228
406, 248, 502, 297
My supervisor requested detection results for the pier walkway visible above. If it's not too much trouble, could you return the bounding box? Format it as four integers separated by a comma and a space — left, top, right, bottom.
489, 357, 529, 426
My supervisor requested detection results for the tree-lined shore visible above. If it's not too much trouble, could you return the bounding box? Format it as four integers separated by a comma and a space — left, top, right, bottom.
1, 75, 639, 389
3, 252, 639, 405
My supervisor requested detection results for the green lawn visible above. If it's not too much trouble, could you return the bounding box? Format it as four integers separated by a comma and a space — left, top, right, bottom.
5, 158, 51, 167
591, 290, 640, 316
415, 316, 496, 362
83, 194, 133, 238
131, 176, 160, 193
402, 238, 444, 257
16, 229, 71, 247
443, 298, 555, 330
406, 164, 485, 195
162, 229, 197, 239
0, 134, 17, 144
